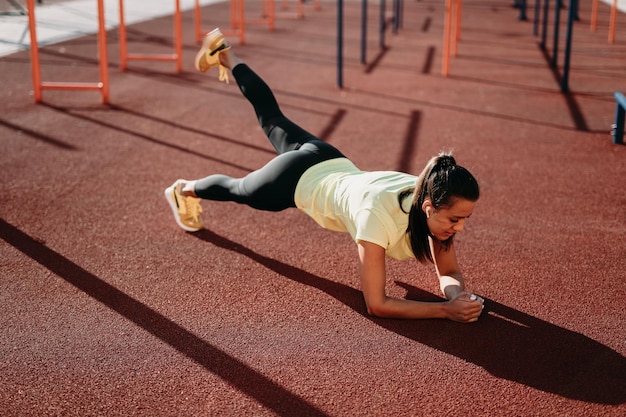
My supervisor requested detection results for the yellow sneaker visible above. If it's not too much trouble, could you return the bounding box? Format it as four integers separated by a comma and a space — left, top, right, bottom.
164, 180, 204, 232
194, 28, 231, 83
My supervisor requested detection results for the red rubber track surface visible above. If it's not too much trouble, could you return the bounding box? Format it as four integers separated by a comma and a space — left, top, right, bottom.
1, 1, 625, 416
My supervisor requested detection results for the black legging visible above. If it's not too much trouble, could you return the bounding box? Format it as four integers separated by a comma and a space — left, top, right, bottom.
194, 64, 346, 211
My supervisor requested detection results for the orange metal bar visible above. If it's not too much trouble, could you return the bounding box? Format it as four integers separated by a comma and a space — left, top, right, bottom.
96, 0, 109, 102
229, 0, 246, 43
118, 0, 183, 72
591, 0, 618, 43
609, 0, 617, 43
590, 0, 598, 31
195, 0, 245, 45
452, 0, 462, 57
27, 0, 109, 103
230, 0, 237, 29
247, 0, 275, 30
195, 0, 202, 43
174, 0, 183, 72
442, 0, 453, 76
119, 0, 127, 69
268, 0, 276, 30
276, 0, 304, 20
40, 82, 104, 91
27, 0, 42, 102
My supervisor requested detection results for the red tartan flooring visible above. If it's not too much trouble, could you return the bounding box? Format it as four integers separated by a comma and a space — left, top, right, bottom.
1, 0, 625, 416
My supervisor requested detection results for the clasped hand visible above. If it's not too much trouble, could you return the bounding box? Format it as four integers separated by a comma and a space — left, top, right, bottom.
446, 291, 485, 323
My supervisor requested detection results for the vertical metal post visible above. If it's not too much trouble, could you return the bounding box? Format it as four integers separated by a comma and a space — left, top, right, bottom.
452, 0, 461, 56
550, 0, 561, 68
393, 0, 399, 34
379, 0, 385, 49
442, 0, 452, 76
540, 0, 549, 49
361, 0, 367, 64
612, 93, 625, 145
518, 0, 527, 20
27, 0, 42, 102
590, 0, 598, 31
174, 0, 182, 73
533, 0, 541, 35
195, 0, 202, 43
96, 0, 109, 103
119, 0, 127, 70
561, 0, 576, 92
337, 0, 343, 89
609, 0, 617, 43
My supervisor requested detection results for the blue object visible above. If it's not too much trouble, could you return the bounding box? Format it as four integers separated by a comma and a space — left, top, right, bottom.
612, 92, 625, 145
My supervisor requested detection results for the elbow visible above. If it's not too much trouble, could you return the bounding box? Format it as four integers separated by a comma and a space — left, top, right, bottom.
365, 299, 390, 318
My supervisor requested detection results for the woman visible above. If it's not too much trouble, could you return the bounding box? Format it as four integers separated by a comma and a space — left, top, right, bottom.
165, 29, 484, 323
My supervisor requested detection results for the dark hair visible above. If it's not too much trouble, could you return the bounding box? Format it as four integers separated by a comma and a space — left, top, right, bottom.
399, 153, 480, 264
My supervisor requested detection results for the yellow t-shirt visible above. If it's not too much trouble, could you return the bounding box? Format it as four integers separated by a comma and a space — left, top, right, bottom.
294, 158, 417, 260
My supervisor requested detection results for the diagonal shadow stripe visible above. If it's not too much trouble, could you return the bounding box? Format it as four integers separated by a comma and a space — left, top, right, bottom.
106, 103, 275, 156
317, 108, 347, 142
538, 45, 590, 131
193, 228, 626, 405
397, 110, 421, 173
422, 46, 436, 75
41, 103, 256, 173
0, 118, 78, 150
0, 218, 329, 417
364, 47, 389, 74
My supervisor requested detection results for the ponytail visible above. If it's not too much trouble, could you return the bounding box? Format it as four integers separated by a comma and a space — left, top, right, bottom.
402, 152, 479, 263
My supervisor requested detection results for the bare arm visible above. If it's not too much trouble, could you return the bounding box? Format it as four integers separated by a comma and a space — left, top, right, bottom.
431, 237, 484, 320
430, 237, 465, 300
358, 240, 483, 322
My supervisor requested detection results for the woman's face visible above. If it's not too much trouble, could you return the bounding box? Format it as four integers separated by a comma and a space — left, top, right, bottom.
423, 198, 475, 242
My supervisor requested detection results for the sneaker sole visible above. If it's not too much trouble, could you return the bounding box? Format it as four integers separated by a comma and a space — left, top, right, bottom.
194, 34, 213, 72
164, 185, 202, 232
194, 30, 230, 72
